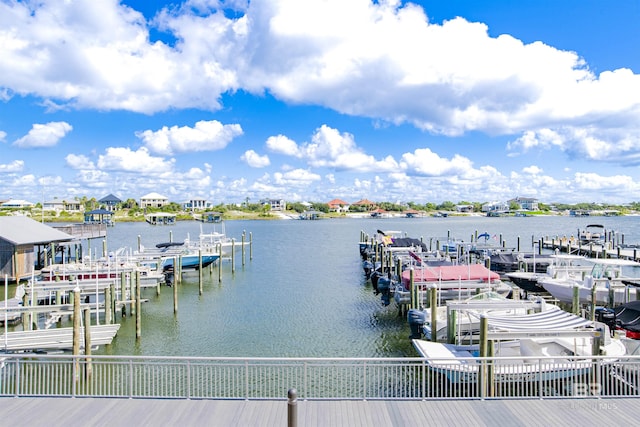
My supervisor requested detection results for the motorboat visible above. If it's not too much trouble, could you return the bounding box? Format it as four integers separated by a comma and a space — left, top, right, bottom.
506, 254, 592, 294
412, 309, 627, 384
539, 258, 639, 305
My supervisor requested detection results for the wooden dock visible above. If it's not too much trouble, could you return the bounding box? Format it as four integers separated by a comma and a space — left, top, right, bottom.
0, 397, 638, 426
541, 236, 640, 261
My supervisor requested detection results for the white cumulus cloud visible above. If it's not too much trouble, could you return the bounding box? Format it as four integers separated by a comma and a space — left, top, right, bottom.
136, 120, 243, 155
13, 122, 72, 148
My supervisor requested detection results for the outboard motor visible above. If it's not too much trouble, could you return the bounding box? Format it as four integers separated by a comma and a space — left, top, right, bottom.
407, 309, 426, 339
377, 276, 392, 306
595, 307, 616, 335
370, 270, 381, 294
362, 259, 374, 279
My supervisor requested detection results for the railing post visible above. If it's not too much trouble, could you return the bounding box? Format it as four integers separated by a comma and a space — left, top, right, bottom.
186, 360, 191, 400
288, 388, 298, 427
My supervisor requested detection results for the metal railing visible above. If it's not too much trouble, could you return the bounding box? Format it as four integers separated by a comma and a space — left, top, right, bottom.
1, 354, 639, 400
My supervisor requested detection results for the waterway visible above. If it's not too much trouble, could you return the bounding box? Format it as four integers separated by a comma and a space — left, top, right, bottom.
8, 215, 640, 358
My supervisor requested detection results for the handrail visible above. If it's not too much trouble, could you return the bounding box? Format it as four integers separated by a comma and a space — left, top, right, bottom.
0, 354, 639, 400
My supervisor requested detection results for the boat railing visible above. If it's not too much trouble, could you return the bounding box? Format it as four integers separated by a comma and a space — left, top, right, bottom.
0, 354, 639, 400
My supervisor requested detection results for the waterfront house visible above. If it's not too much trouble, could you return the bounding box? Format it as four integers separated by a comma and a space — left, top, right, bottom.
140, 192, 169, 208
482, 201, 509, 213
183, 197, 212, 211
508, 197, 539, 211
456, 204, 474, 213
1, 199, 34, 209
99, 194, 122, 212
351, 199, 376, 211
265, 199, 286, 212
0, 216, 74, 282
327, 199, 350, 212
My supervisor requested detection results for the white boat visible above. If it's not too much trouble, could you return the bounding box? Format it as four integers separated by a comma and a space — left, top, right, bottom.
506, 254, 593, 294
539, 258, 639, 305
412, 309, 627, 384
579, 224, 606, 244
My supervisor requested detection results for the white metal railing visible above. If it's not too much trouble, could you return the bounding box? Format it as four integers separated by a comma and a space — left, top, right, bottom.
1, 354, 639, 400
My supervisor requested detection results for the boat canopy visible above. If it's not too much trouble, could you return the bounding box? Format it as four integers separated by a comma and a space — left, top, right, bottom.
401, 264, 500, 288
475, 307, 592, 331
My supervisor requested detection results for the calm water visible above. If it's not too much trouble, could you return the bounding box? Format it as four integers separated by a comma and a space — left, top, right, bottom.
14, 215, 640, 358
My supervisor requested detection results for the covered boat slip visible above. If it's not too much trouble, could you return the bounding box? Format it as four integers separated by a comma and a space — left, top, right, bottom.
411, 308, 620, 385
401, 264, 501, 287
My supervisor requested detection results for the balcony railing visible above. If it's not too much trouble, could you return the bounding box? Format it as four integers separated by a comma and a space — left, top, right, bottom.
1, 354, 639, 400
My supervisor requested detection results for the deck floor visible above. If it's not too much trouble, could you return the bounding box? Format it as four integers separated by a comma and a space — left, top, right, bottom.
1, 397, 639, 426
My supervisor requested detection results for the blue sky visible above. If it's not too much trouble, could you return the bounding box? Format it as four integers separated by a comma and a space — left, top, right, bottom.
1, 0, 639, 206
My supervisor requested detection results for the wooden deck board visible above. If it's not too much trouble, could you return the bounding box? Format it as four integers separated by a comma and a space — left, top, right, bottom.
1, 397, 640, 426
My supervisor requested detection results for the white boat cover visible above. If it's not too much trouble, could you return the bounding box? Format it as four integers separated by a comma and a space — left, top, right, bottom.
469, 307, 593, 331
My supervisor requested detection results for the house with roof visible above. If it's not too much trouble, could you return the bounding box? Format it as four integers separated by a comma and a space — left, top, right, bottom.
140, 192, 169, 209
509, 197, 539, 211
99, 194, 122, 212
351, 199, 376, 211
183, 197, 212, 211
327, 199, 350, 212
0, 216, 74, 281
1, 199, 34, 209
263, 199, 286, 211
456, 204, 474, 213
482, 201, 509, 213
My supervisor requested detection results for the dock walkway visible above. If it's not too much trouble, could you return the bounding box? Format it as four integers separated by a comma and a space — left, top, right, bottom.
541, 236, 640, 261
1, 397, 639, 426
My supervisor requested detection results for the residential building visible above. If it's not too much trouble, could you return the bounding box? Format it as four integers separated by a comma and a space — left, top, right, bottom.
265, 199, 286, 211
327, 198, 350, 212
509, 197, 539, 211
456, 204, 474, 213
1, 199, 34, 208
351, 199, 376, 211
140, 192, 169, 208
183, 197, 212, 211
482, 201, 509, 213
99, 194, 122, 212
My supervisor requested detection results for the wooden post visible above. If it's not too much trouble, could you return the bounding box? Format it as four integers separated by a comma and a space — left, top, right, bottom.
479, 315, 489, 399
198, 249, 203, 295
137, 235, 141, 252
136, 270, 141, 339
173, 271, 178, 314
130, 272, 136, 316
430, 285, 437, 342
231, 239, 236, 273
242, 231, 246, 267
218, 243, 222, 283
105, 286, 112, 325
109, 282, 115, 320
517, 236, 520, 252
409, 268, 415, 309
83, 307, 92, 380
572, 283, 580, 315
72, 286, 81, 382
447, 306, 457, 344
249, 232, 253, 261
